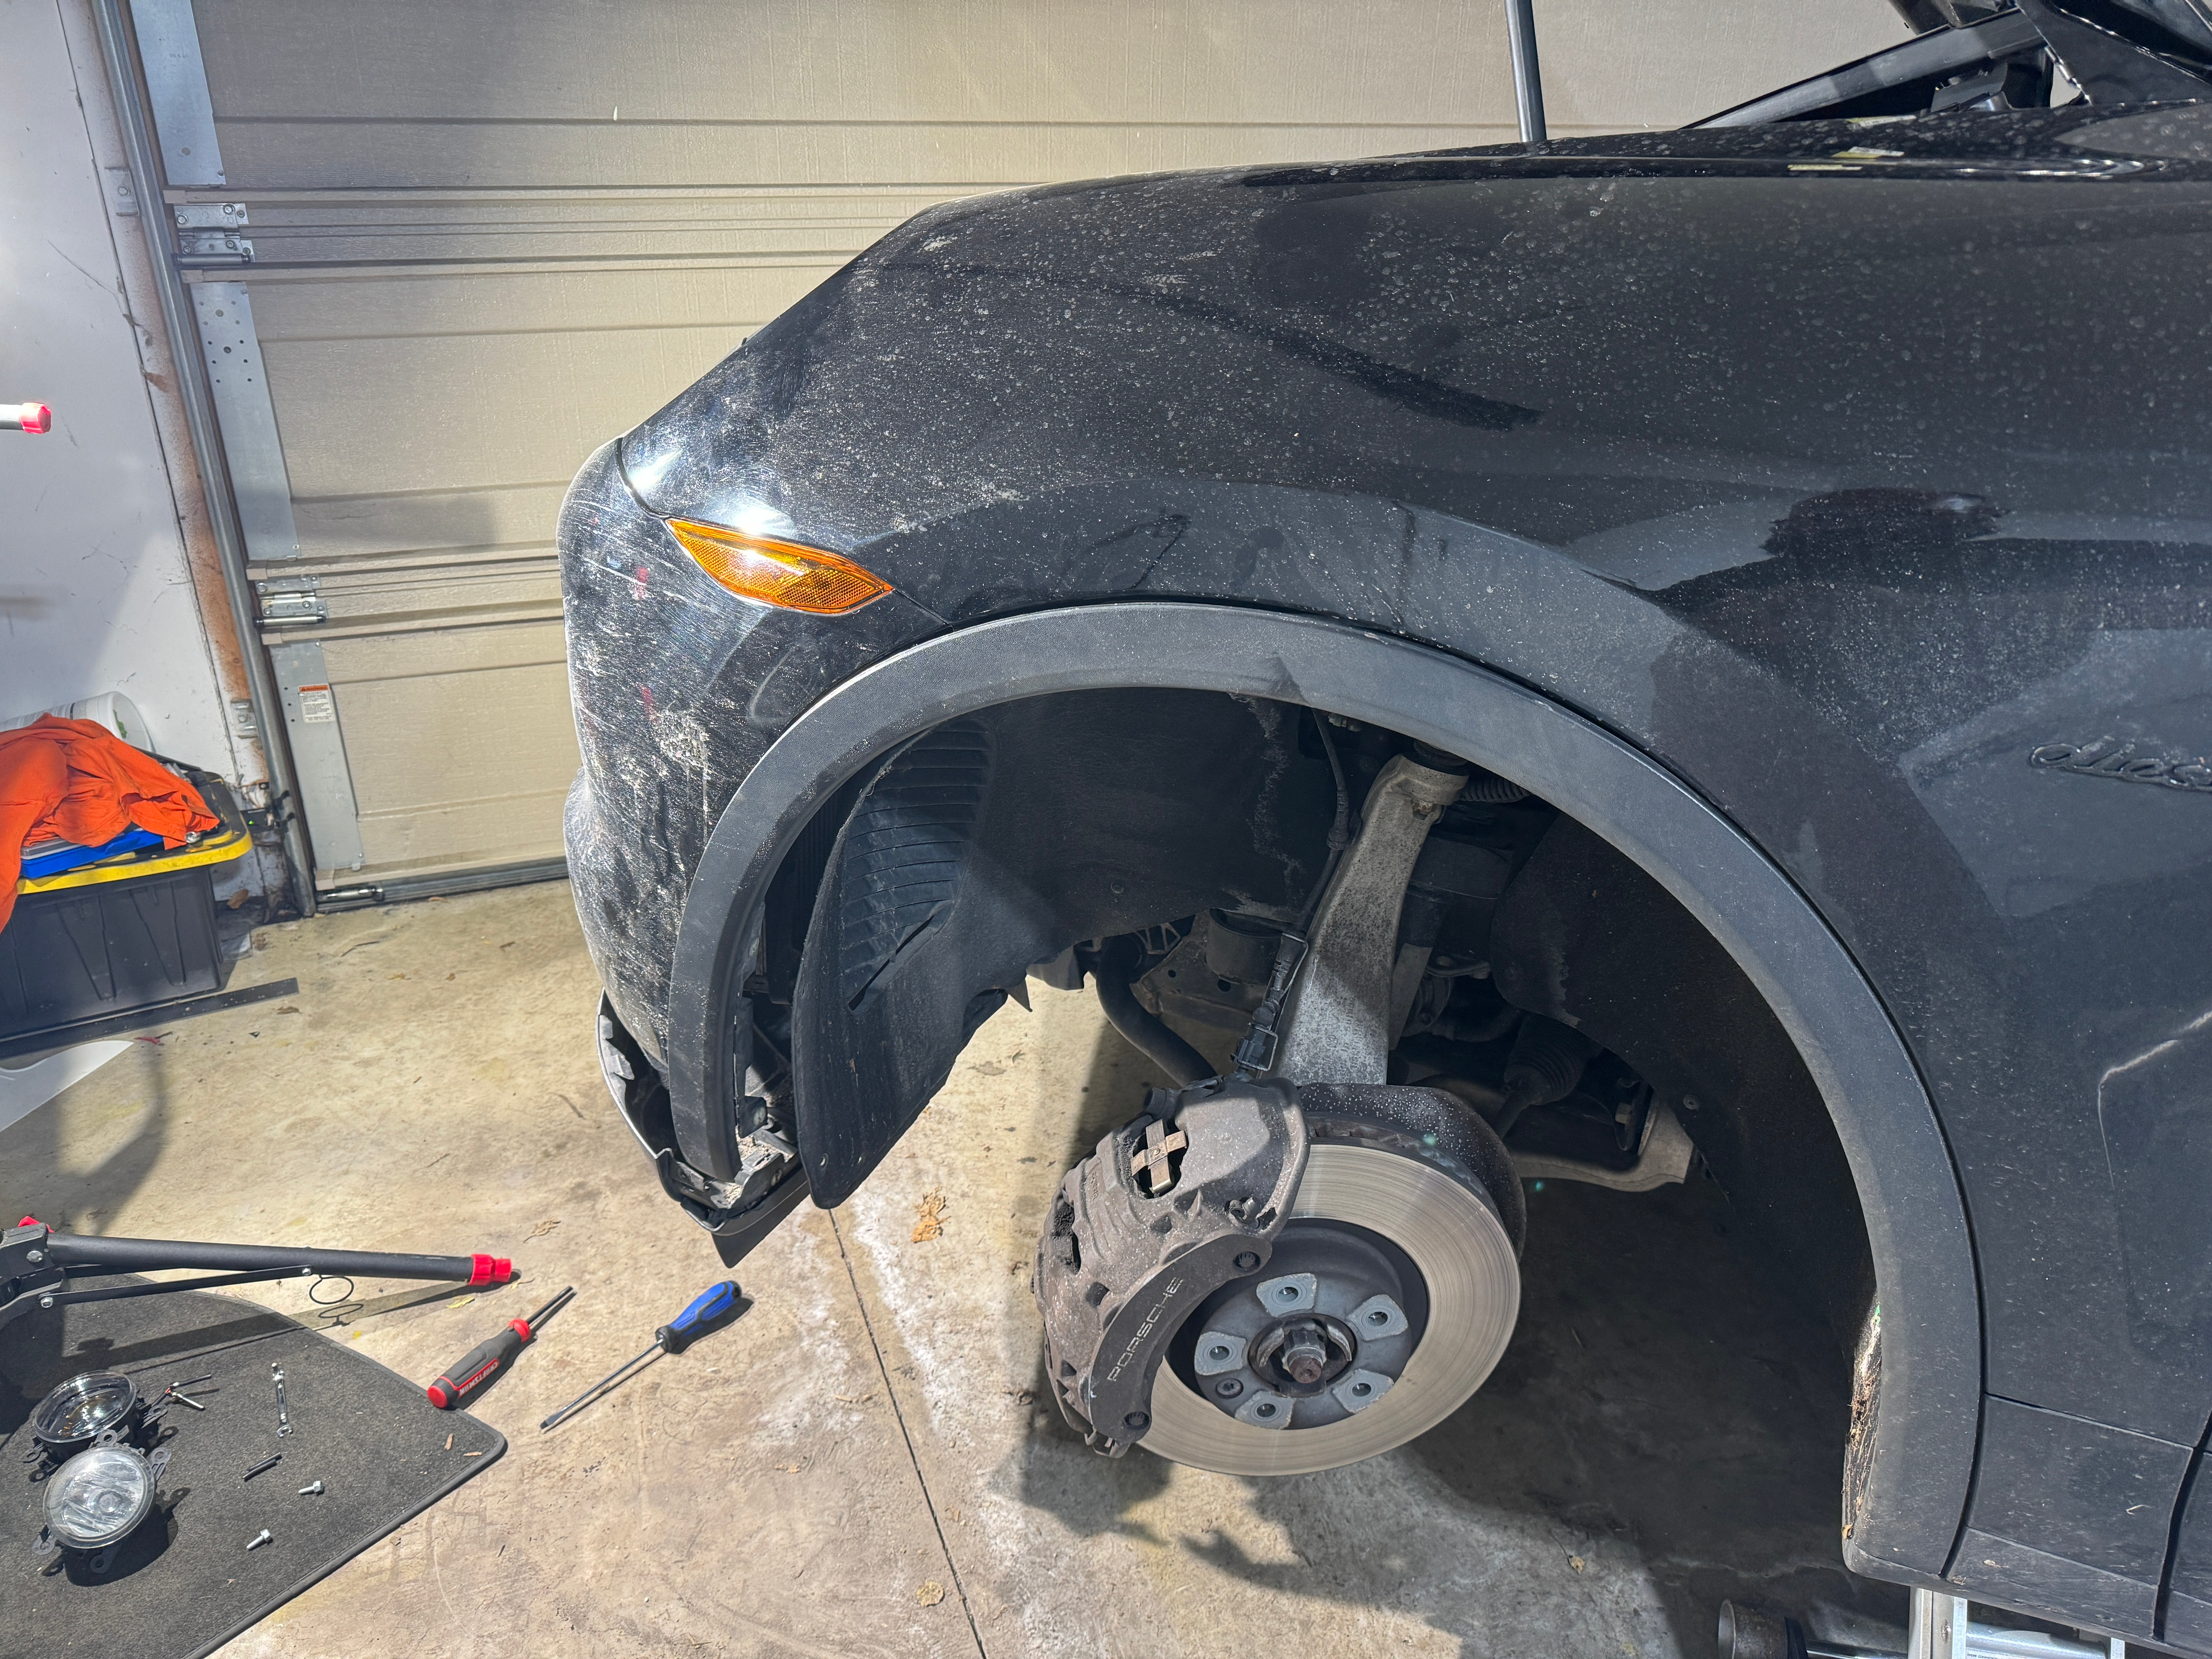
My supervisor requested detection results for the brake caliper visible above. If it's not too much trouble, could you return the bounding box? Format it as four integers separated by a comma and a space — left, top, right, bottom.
1034, 1078, 1308, 1456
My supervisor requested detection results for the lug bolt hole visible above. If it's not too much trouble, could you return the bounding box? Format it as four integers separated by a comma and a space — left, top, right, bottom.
1351, 1382, 1372, 1396
1367, 1310, 1387, 1325
1255, 1402, 1278, 1418
1207, 1345, 1230, 1360
1276, 1287, 1297, 1301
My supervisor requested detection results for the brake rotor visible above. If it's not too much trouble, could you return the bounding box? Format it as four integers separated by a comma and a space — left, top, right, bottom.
1140, 1136, 1520, 1475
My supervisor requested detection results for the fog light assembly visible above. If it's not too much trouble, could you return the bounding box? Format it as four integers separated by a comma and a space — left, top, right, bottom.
28, 1372, 170, 1576
30, 1370, 143, 1458
38, 1444, 158, 1573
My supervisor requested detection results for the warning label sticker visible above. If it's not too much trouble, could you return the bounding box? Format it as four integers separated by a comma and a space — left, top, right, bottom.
297, 685, 337, 725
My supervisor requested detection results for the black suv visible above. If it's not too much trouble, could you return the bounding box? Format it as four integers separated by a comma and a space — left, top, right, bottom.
560, 6, 2212, 1650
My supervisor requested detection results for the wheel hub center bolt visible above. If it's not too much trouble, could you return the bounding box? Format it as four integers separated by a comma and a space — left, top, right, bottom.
1280, 1320, 1330, 1386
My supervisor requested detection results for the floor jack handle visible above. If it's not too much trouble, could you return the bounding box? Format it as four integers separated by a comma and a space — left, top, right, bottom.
1, 1217, 513, 1320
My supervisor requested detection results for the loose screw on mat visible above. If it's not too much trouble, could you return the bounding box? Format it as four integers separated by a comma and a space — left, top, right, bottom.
298, 1480, 324, 1495
246, 1530, 272, 1551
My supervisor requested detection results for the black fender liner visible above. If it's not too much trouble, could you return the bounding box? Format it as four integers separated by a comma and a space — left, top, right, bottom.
664, 600, 1979, 1582
788, 691, 1332, 1206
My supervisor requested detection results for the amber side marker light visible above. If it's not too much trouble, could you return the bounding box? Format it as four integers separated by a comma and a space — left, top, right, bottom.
665, 518, 893, 615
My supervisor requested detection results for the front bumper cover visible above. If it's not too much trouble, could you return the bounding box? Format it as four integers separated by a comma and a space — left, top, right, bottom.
592, 991, 810, 1266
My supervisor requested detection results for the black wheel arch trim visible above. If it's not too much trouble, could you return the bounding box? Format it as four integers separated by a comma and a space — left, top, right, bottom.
665, 599, 1980, 1579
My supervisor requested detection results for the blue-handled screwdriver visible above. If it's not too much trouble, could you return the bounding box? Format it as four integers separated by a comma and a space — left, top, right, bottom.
539, 1281, 747, 1431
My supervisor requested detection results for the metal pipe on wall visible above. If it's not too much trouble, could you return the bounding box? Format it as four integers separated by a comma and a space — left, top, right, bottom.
87, 0, 318, 916
1505, 0, 1548, 143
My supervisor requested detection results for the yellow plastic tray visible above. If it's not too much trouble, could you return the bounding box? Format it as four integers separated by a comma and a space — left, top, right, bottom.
17, 824, 251, 896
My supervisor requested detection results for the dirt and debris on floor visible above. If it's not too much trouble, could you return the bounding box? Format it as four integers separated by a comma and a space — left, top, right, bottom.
0, 882, 1909, 1657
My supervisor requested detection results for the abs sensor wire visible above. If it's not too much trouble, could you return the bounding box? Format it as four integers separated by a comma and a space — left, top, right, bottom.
1314, 714, 1357, 848
1084, 713, 1363, 1088
1303, 711, 1358, 934
1228, 710, 1356, 1080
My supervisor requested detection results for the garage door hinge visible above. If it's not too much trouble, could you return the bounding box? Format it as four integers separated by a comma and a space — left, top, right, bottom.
256, 575, 325, 626
173, 202, 252, 266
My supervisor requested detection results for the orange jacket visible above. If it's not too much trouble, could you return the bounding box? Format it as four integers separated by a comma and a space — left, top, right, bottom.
0, 714, 219, 934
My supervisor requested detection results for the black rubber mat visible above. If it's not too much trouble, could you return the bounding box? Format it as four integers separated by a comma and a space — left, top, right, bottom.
0, 1285, 504, 1658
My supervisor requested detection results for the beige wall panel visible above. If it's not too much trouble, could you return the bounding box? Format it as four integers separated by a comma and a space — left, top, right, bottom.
316, 620, 566, 685
290, 483, 573, 561
261, 325, 740, 501
244, 262, 827, 342
192, 1, 1904, 184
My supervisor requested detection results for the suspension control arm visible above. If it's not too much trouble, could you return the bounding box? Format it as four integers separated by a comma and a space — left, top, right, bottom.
1270, 753, 1467, 1085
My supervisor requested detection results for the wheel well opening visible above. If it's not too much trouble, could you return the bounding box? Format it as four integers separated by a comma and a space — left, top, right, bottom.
757, 684, 1875, 1375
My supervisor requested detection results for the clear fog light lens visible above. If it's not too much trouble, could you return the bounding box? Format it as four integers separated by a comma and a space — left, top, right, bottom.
31, 1370, 138, 1451
45, 1445, 155, 1549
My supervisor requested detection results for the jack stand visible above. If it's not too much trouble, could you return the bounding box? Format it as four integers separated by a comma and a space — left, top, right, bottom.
1906, 1588, 2126, 1659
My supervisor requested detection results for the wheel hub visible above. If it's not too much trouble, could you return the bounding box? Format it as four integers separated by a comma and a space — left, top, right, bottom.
1259, 1313, 1350, 1390
1173, 1219, 1425, 1428
1140, 1137, 1520, 1475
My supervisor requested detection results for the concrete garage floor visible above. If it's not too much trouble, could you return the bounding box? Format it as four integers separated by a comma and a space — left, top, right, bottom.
3, 882, 1912, 1658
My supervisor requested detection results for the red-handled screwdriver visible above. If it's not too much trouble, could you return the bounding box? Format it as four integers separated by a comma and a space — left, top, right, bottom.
427, 1286, 574, 1408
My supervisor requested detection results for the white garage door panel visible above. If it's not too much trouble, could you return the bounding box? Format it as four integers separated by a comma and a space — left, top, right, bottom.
321, 620, 567, 686
164, 0, 1903, 895
204, 122, 1516, 191
206, 190, 950, 269
244, 262, 853, 342
291, 484, 574, 563
260, 327, 745, 498
337, 664, 575, 813
321, 628, 575, 879
349, 791, 574, 878
281, 561, 562, 639
191, 1, 1520, 191
250, 261, 832, 576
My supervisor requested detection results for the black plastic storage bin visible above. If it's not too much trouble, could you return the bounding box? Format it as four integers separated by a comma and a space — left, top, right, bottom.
0, 860, 230, 1043
0, 770, 248, 1048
